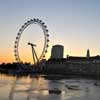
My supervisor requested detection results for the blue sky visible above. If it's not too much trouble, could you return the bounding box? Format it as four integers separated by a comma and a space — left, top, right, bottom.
0, 0, 100, 63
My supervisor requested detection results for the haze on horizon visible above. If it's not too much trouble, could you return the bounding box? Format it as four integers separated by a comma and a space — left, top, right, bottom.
0, 0, 100, 64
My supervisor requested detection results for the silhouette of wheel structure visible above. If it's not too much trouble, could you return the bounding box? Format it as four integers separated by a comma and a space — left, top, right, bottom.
14, 18, 50, 67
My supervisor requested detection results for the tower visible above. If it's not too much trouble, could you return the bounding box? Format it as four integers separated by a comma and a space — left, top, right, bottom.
51, 45, 64, 59
86, 49, 90, 57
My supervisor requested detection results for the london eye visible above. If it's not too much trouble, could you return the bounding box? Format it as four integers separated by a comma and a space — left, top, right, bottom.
14, 18, 50, 65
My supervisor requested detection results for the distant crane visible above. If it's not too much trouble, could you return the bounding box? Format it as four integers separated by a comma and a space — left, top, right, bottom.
28, 42, 39, 64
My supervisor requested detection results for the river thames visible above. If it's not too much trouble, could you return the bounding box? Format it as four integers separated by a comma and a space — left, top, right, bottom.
0, 74, 100, 100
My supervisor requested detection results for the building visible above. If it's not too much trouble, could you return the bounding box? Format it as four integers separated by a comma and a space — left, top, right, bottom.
86, 49, 90, 57
51, 45, 64, 59
43, 48, 100, 77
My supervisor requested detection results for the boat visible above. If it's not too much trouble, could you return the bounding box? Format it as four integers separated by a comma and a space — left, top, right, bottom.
65, 85, 80, 90
49, 88, 61, 94
94, 82, 100, 86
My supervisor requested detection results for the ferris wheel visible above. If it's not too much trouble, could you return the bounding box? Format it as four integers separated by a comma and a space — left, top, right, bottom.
14, 18, 50, 65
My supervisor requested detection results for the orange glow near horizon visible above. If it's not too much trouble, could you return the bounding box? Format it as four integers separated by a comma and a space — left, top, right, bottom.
1, 45, 100, 64
0, 46, 51, 64
0, 54, 14, 64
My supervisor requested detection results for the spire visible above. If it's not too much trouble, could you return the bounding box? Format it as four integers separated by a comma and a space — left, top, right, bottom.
86, 49, 90, 57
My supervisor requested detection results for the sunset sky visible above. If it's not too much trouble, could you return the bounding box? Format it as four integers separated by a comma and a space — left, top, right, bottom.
0, 0, 100, 64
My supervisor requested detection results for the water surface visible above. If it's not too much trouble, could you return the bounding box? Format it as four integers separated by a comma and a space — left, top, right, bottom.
0, 74, 100, 100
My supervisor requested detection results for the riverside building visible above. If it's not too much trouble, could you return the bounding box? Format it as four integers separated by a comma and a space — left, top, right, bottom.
44, 45, 100, 77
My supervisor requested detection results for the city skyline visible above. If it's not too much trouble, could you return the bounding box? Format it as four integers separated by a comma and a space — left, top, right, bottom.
1, 0, 100, 63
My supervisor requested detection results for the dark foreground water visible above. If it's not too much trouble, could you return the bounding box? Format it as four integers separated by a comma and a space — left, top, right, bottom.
0, 74, 100, 100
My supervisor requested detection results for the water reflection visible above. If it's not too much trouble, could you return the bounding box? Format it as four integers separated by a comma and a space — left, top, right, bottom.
0, 74, 100, 100
8, 75, 67, 100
